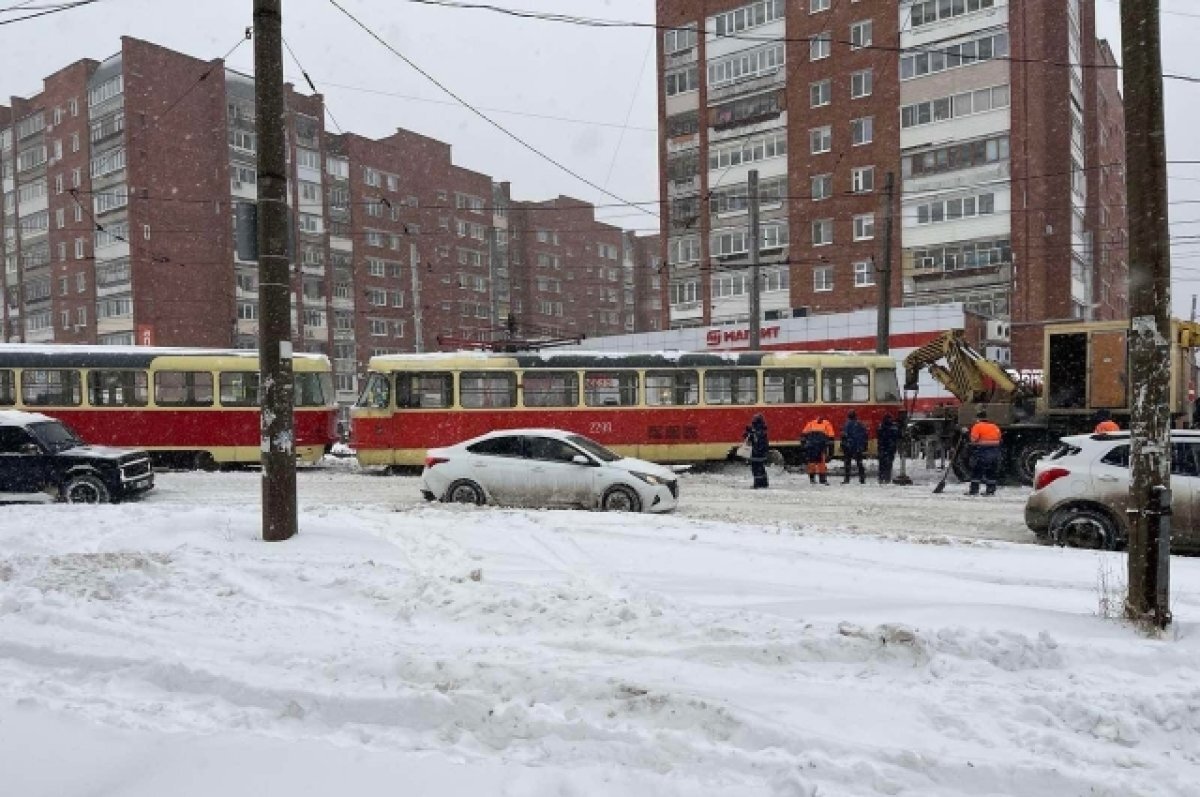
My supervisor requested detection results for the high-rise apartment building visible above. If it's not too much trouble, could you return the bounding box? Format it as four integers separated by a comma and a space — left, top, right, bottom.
656, 0, 1127, 366
1, 37, 663, 408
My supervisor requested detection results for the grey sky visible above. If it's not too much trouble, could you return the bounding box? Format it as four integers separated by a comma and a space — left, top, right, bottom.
3, 0, 1199, 312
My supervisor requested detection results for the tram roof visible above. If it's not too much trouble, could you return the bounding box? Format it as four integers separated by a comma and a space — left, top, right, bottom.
368, 349, 897, 371
0, 344, 330, 371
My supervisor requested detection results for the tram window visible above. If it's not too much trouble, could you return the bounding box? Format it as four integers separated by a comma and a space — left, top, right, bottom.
220, 372, 261, 407
584, 371, 638, 407
763, 369, 817, 404
645, 370, 700, 406
295, 373, 328, 407
822, 368, 870, 403
396, 372, 453, 408
522, 371, 580, 407
358, 373, 392, 409
460, 371, 517, 409
0, 370, 14, 406
704, 370, 758, 405
88, 370, 149, 407
154, 371, 214, 407
875, 368, 901, 402
21, 369, 82, 407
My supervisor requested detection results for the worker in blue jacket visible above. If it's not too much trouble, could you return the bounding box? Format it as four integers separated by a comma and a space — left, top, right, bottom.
841, 410, 868, 484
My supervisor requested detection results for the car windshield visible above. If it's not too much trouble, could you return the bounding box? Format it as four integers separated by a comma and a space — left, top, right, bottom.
28, 421, 84, 453
566, 434, 620, 462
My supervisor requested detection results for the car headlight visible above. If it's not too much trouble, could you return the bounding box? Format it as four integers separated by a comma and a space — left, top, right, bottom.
631, 472, 665, 486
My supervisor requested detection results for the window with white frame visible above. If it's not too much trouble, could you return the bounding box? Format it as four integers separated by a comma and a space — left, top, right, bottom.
93, 187, 128, 215
851, 69, 873, 98
850, 20, 872, 49
853, 214, 875, 241
810, 0, 830, 13
88, 75, 123, 107
711, 0, 785, 38
812, 219, 833, 246
901, 85, 1010, 129
851, 166, 875, 193
666, 65, 700, 96
810, 79, 831, 108
914, 192, 996, 225
363, 167, 381, 187
853, 260, 875, 287
910, 0, 995, 28
669, 235, 701, 264
708, 130, 787, 170
326, 157, 349, 179
851, 116, 874, 145
809, 126, 832, 154
369, 318, 388, 336
708, 44, 784, 88
663, 23, 697, 54
809, 33, 832, 61
811, 173, 833, 200
89, 147, 125, 178
228, 131, 256, 152
813, 266, 833, 292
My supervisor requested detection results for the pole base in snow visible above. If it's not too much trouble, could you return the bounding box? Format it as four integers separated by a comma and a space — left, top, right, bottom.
891, 475, 913, 486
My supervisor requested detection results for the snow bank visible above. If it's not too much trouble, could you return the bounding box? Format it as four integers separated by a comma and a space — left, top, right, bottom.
0, 495, 1197, 796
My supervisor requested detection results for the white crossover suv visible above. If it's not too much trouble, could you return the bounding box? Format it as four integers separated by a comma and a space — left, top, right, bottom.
421, 428, 679, 513
1026, 430, 1200, 552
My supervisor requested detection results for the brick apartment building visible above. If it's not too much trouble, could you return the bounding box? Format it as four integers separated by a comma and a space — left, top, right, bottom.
656, 0, 1128, 367
1, 37, 663, 407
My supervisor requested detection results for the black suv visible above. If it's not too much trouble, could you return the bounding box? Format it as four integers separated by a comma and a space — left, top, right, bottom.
0, 411, 154, 503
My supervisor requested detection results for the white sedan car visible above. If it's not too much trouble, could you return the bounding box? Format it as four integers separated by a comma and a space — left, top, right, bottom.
420, 429, 679, 513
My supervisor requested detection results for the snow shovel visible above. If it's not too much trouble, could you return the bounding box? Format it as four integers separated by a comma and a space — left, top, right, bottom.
932, 437, 967, 494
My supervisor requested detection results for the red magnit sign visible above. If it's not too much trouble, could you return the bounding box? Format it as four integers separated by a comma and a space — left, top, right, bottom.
706, 325, 781, 347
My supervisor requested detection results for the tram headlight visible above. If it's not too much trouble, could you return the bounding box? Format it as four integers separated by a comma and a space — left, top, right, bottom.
631, 472, 665, 486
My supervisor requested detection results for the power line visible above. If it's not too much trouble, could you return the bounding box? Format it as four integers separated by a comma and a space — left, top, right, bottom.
399, 0, 1200, 85
152, 33, 253, 127
282, 36, 344, 134
286, 75, 657, 132
0, 0, 100, 25
324, 0, 658, 219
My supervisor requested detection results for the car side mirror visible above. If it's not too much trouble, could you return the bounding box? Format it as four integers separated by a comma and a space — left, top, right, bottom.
19, 443, 41, 455
571, 455, 593, 467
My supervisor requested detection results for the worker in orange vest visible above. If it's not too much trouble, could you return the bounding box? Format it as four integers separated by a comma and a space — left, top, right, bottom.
968, 408, 1003, 496
1094, 409, 1120, 434
801, 416, 836, 485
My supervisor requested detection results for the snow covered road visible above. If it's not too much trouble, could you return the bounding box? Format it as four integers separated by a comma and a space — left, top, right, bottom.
1, 463, 1197, 796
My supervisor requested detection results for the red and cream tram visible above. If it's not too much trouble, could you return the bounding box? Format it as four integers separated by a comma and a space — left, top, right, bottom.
351, 350, 903, 467
0, 345, 338, 468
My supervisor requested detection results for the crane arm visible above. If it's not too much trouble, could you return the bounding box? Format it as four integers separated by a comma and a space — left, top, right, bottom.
903, 329, 1022, 404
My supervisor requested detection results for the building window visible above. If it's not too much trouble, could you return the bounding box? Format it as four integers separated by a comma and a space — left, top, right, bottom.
707, 44, 784, 88
914, 192, 997, 225
854, 260, 875, 287
851, 166, 875, 193
74, 238, 85, 259
903, 135, 1010, 177
851, 69, 873, 99
812, 219, 833, 247
901, 85, 1010, 129
810, 79, 831, 108
814, 266, 833, 292
712, 0, 785, 38
911, 0, 998, 30
809, 126, 832, 154
851, 117, 874, 146
664, 24, 698, 54
850, 20, 872, 50
809, 33, 832, 61
810, 0, 830, 11
295, 148, 320, 170
853, 214, 875, 241
901, 31, 1009, 80
87, 75, 123, 107
666, 65, 700, 95
811, 173, 833, 201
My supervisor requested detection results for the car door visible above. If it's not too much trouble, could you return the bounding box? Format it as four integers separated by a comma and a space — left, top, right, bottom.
1168, 441, 1198, 547
463, 435, 526, 505
0, 427, 49, 493
522, 436, 597, 508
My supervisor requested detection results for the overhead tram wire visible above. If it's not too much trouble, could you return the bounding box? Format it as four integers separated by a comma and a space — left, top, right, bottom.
0, 0, 102, 25
282, 36, 344, 134
399, 0, 1200, 86
324, 0, 657, 220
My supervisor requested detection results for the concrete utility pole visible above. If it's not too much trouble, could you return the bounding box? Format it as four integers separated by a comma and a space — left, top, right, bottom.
1122, 0, 1171, 628
254, 0, 298, 542
747, 169, 761, 349
876, 172, 895, 355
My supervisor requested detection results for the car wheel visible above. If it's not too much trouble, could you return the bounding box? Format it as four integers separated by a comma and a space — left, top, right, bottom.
444, 480, 485, 506
1050, 506, 1120, 550
601, 485, 642, 513
61, 473, 111, 505
194, 452, 219, 472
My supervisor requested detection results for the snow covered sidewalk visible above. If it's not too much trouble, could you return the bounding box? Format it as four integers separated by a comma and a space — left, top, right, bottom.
0, 500, 1197, 796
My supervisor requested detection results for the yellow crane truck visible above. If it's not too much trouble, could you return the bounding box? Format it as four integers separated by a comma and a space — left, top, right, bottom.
904, 319, 1200, 485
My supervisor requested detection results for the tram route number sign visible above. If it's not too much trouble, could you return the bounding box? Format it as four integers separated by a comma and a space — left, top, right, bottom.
706, 325, 780, 348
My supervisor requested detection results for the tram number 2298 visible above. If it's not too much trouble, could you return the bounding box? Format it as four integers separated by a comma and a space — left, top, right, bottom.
588, 421, 613, 436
